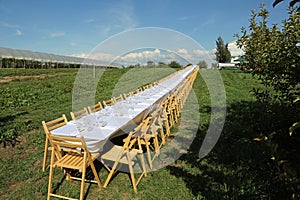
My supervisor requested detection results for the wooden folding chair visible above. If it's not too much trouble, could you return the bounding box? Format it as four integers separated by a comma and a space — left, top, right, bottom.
143, 83, 155, 90
132, 88, 142, 95
150, 108, 168, 148
70, 107, 88, 121
169, 95, 180, 124
100, 133, 147, 193
142, 85, 149, 90
47, 135, 102, 200
130, 116, 153, 169
114, 94, 124, 102
162, 97, 175, 127
135, 111, 164, 169
87, 102, 103, 113
159, 100, 171, 138
102, 98, 116, 107
42, 114, 68, 172
163, 94, 180, 127
123, 92, 133, 99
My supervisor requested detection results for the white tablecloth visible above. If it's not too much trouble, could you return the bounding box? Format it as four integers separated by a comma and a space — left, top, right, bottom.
51, 65, 196, 152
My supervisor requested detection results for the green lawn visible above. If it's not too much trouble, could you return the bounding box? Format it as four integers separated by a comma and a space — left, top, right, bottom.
0, 68, 297, 199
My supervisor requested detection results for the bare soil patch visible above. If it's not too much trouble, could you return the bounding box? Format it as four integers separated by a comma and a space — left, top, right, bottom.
0, 72, 74, 83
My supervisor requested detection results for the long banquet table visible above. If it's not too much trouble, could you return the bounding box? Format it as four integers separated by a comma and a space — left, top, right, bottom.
51, 65, 197, 153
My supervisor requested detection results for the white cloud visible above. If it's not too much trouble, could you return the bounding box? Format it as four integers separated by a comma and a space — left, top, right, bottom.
178, 16, 190, 21
84, 19, 95, 23
99, 24, 118, 36
111, 3, 137, 30
154, 48, 160, 54
49, 31, 65, 38
90, 52, 119, 61
201, 14, 216, 27
227, 41, 244, 57
0, 21, 18, 28
177, 48, 188, 55
15, 29, 22, 35
0, 21, 22, 36
98, 2, 137, 36
176, 48, 215, 65
72, 53, 88, 58
72, 47, 216, 67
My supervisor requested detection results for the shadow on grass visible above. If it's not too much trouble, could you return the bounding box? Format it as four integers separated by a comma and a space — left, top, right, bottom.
0, 111, 29, 147
167, 100, 300, 199
50, 159, 104, 200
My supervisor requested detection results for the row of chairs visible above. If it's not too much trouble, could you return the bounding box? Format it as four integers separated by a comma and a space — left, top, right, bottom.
112, 66, 199, 173
42, 66, 199, 199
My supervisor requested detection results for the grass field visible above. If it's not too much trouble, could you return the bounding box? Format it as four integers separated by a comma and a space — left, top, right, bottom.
0, 68, 298, 199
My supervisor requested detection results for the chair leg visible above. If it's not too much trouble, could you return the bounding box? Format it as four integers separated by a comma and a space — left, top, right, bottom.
145, 141, 153, 169
153, 136, 160, 156
43, 138, 49, 172
104, 165, 117, 188
80, 164, 86, 200
47, 149, 55, 200
159, 128, 166, 145
90, 162, 102, 189
139, 153, 147, 177
127, 156, 137, 193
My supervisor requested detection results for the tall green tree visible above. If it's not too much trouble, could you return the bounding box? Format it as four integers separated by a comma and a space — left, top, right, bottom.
236, 5, 300, 196
215, 36, 231, 63
235, 4, 300, 103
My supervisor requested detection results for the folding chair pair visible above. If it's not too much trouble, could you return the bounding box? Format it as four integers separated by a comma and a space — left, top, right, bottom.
42, 115, 102, 200
129, 110, 165, 170
100, 132, 147, 193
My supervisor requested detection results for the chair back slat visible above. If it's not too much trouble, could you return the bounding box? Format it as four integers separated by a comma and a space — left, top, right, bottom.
103, 98, 116, 107
123, 92, 133, 99
88, 102, 103, 113
114, 94, 124, 102
70, 107, 88, 120
41, 114, 68, 171
42, 114, 68, 133
49, 135, 87, 151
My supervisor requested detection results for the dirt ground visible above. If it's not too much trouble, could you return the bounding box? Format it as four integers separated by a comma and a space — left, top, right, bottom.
0, 72, 74, 83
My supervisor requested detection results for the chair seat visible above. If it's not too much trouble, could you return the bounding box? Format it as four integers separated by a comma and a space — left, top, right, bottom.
101, 146, 140, 165
55, 152, 100, 172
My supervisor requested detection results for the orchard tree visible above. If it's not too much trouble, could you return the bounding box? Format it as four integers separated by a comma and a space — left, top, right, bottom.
168, 61, 182, 68
235, 4, 300, 103
147, 60, 155, 67
215, 36, 231, 63
197, 60, 208, 69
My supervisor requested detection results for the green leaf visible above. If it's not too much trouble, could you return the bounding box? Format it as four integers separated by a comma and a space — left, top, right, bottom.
293, 96, 300, 103
290, 0, 300, 7
273, 0, 284, 8
289, 121, 300, 136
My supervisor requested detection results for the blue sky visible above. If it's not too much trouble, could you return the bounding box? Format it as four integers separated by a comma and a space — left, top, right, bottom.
0, 0, 289, 64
